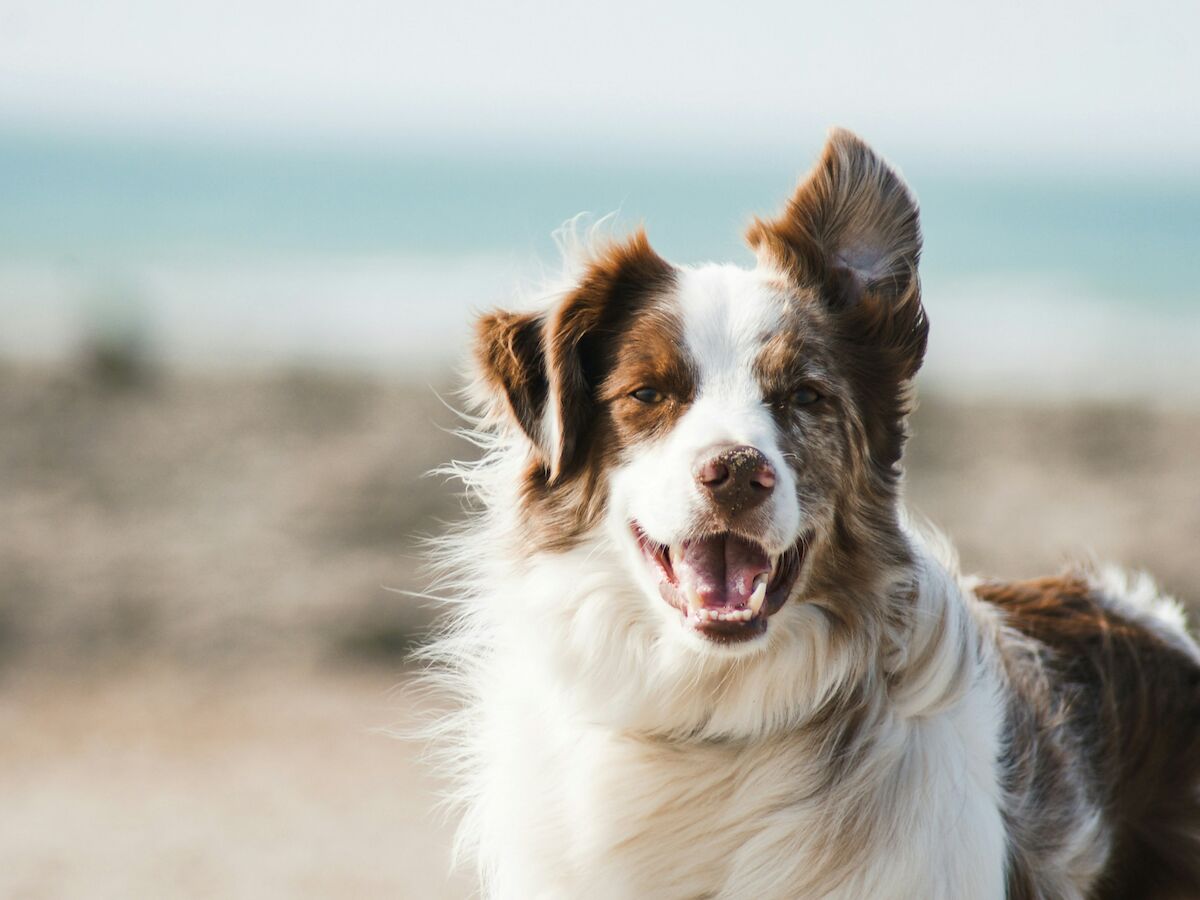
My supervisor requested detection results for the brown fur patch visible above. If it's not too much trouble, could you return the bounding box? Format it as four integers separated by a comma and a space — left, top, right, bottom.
474, 230, 682, 551
474, 309, 548, 448
542, 230, 677, 482
979, 576, 1200, 899
753, 315, 835, 409
746, 128, 927, 477
598, 306, 695, 446
747, 275, 916, 658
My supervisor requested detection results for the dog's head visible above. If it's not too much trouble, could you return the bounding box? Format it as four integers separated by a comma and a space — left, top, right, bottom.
472, 130, 926, 670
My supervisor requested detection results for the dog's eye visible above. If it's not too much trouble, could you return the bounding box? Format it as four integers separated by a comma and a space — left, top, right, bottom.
631, 387, 665, 404
793, 386, 821, 406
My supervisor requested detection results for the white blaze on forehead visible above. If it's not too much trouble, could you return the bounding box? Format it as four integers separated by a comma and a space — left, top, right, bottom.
675, 263, 785, 426
644, 263, 800, 547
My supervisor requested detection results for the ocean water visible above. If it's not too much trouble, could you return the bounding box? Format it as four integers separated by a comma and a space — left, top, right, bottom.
2, 131, 1198, 398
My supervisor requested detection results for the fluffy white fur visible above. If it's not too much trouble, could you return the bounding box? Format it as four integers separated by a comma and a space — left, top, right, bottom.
427, 489, 1014, 896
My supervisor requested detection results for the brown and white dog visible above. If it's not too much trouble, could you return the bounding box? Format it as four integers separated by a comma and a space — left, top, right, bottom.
427, 130, 1200, 899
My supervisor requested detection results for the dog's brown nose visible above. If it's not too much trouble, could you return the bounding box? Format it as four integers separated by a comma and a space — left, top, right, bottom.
695, 445, 776, 514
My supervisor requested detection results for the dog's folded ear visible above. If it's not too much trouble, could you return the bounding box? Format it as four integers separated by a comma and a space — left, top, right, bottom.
746, 128, 927, 380
473, 308, 550, 454
474, 230, 674, 483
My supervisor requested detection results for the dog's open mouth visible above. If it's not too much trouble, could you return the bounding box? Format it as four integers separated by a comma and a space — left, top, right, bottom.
632, 523, 810, 643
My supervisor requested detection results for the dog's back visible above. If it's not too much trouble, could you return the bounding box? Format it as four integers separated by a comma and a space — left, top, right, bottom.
979, 574, 1200, 899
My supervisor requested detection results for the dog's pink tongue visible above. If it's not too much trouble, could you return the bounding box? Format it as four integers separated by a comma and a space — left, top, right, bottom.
674, 535, 771, 610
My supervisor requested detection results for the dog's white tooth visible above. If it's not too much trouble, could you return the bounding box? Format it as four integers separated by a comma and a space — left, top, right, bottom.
740, 609, 752, 621
670, 544, 683, 564
749, 580, 767, 615
685, 586, 703, 614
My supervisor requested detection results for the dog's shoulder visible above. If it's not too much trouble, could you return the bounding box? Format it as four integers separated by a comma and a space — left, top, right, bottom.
976, 571, 1200, 899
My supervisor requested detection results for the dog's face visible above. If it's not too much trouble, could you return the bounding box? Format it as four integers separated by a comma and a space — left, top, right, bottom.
604, 265, 855, 648
473, 130, 927, 661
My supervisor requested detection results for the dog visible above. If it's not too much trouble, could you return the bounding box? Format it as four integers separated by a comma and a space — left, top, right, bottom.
425, 129, 1200, 899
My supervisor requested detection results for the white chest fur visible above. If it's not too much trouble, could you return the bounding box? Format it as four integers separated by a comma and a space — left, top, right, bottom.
469, 663, 1008, 900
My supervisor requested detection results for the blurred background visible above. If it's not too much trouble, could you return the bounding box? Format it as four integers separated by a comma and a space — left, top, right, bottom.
1, 1, 1198, 896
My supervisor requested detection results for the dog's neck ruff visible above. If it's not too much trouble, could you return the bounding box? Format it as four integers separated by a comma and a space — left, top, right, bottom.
426, 466, 1010, 897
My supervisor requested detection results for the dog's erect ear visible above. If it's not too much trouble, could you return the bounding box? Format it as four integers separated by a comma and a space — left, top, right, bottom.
746, 128, 927, 379
474, 230, 674, 482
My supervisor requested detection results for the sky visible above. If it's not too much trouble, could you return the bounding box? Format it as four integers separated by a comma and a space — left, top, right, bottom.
1, 0, 1198, 171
